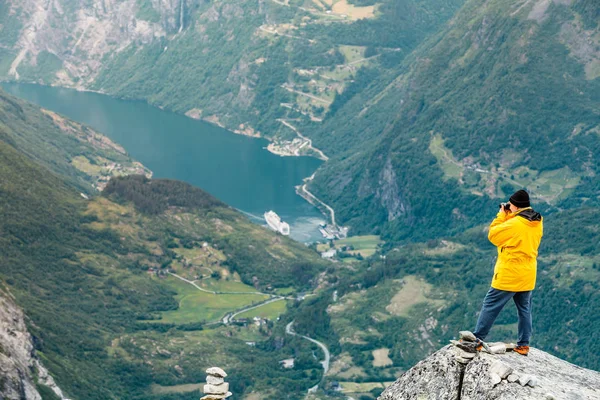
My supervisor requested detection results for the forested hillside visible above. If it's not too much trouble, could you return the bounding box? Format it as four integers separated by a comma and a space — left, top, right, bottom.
0, 89, 151, 192
0, 0, 464, 141
308, 0, 600, 241
2, 1, 600, 399
3, 0, 598, 244
286, 207, 600, 398
0, 90, 331, 399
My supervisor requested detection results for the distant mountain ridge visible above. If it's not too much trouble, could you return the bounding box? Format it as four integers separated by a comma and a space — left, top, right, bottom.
0, 0, 464, 140
2, 0, 598, 244
2, 1, 600, 399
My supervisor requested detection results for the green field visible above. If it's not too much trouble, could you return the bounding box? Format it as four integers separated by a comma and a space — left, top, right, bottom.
274, 286, 295, 296
236, 299, 289, 320
339, 45, 367, 64
199, 278, 262, 293
157, 277, 268, 324
151, 383, 203, 395
429, 134, 463, 180
335, 235, 383, 258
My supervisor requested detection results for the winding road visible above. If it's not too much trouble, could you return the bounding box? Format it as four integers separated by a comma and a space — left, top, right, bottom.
223, 297, 286, 324
285, 321, 330, 393
297, 172, 336, 227
170, 273, 330, 393
169, 272, 292, 326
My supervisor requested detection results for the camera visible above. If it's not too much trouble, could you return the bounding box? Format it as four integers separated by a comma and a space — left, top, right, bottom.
499, 202, 510, 212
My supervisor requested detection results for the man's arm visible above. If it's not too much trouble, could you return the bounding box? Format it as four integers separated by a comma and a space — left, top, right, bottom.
488, 210, 516, 247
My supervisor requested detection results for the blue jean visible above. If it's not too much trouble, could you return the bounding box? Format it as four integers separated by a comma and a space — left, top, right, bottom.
473, 288, 532, 346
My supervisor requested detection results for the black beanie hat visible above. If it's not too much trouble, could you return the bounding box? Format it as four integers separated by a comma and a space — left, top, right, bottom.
510, 189, 530, 208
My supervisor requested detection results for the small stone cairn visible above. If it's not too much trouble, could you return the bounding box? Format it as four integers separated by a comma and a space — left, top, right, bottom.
201, 367, 231, 400
450, 331, 537, 388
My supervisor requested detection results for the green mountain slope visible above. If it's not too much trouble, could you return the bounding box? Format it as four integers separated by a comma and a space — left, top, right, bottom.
1, 0, 464, 142
308, 0, 600, 241
0, 89, 151, 193
287, 209, 600, 399
0, 90, 330, 399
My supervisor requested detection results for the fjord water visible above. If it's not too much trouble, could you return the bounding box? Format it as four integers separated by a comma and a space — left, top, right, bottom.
2, 83, 325, 242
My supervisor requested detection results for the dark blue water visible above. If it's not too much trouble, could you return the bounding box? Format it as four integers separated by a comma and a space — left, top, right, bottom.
2, 83, 326, 242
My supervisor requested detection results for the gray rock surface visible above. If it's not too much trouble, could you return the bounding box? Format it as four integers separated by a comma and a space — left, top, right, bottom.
206, 375, 225, 385
459, 331, 477, 342
378, 346, 463, 400
379, 345, 600, 400
489, 361, 513, 379
204, 382, 229, 394
0, 289, 67, 400
206, 367, 228, 378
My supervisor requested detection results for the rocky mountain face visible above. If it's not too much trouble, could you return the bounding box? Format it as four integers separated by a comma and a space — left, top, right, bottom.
4, 0, 182, 85
379, 345, 600, 400
309, 0, 600, 240
0, 288, 66, 400
0, 0, 464, 139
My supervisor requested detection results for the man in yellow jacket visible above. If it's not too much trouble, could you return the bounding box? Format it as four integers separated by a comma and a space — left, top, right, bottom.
473, 189, 543, 356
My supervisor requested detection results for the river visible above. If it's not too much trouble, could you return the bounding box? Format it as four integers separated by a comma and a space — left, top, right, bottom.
2, 83, 326, 242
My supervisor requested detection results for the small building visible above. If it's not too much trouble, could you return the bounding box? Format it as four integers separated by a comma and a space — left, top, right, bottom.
279, 358, 295, 369
321, 249, 337, 259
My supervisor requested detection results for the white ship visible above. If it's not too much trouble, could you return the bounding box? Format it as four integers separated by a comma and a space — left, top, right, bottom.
264, 211, 290, 236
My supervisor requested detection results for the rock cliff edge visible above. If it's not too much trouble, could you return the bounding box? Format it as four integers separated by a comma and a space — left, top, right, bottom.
379, 345, 600, 400
0, 289, 67, 400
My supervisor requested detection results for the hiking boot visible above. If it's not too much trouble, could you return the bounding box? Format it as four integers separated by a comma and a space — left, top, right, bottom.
514, 345, 529, 356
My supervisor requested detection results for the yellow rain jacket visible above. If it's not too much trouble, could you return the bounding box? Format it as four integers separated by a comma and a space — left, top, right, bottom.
488, 207, 543, 292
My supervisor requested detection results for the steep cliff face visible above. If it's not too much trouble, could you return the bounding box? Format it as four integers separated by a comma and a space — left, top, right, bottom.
0, 288, 67, 400
379, 345, 600, 400
4, 0, 180, 86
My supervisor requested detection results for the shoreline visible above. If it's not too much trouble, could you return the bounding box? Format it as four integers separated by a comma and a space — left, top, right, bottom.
1, 79, 329, 161
2, 79, 341, 236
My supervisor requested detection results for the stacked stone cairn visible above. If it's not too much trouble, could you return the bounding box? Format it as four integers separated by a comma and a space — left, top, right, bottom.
201, 367, 231, 400
450, 331, 538, 388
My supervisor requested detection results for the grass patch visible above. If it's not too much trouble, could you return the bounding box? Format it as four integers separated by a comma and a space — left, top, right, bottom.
372, 348, 393, 367
71, 155, 103, 176
335, 235, 382, 248
429, 134, 463, 180
339, 45, 367, 64
236, 299, 288, 320
335, 235, 383, 257
156, 277, 268, 324
423, 240, 466, 256
199, 278, 261, 293
274, 286, 295, 295
385, 275, 445, 317
151, 383, 203, 394
316, 243, 331, 252
330, 0, 378, 20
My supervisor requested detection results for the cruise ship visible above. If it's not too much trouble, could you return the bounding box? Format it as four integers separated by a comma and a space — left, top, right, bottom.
264, 211, 290, 236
